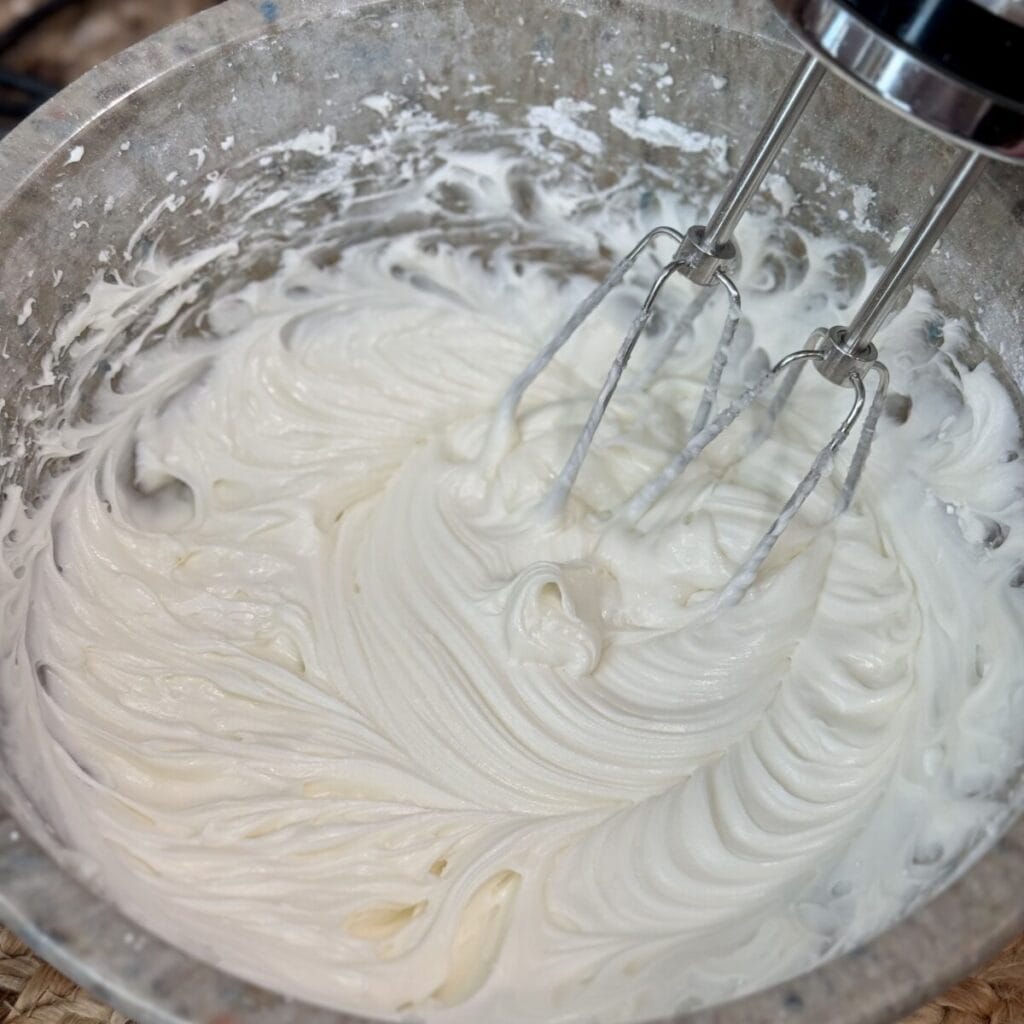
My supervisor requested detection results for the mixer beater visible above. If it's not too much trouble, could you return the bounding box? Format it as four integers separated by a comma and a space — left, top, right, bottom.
496, 0, 1023, 603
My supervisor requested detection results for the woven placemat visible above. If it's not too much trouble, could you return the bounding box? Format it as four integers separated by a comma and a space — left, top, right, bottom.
0, 929, 126, 1024
0, 926, 1020, 1024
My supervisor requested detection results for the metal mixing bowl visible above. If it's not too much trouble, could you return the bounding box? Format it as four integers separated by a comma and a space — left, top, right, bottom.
0, 1, 1022, 1022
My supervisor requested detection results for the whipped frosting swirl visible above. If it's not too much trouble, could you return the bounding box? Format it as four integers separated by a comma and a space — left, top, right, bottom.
2, 154, 1023, 1024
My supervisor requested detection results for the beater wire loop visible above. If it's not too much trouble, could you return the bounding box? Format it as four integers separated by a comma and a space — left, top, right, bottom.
836, 361, 890, 513
716, 370, 866, 608
625, 349, 826, 522
540, 262, 746, 517
622, 347, 882, 607
689, 271, 742, 438
494, 226, 684, 436
630, 285, 716, 391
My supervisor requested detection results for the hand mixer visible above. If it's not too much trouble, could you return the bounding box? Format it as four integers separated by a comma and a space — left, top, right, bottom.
497, 0, 1024, 605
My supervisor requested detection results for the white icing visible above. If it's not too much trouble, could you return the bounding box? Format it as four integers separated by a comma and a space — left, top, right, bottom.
2, 135, 1023, 1024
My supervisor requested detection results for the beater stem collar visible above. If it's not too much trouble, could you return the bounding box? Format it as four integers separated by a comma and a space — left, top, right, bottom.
813, 325, 878, 387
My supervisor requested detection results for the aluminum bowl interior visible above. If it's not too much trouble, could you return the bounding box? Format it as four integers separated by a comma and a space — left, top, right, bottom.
0, 1, 1022, 1022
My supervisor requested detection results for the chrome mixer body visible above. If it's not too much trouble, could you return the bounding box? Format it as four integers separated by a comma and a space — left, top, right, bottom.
501, 0, 1024, 603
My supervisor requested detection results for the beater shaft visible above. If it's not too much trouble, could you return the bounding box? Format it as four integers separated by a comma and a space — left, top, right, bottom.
845, 150, 986, 351
702, 55, 825, 253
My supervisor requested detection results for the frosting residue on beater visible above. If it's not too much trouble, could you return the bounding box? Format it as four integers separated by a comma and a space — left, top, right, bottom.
1, 120, 1024, 1024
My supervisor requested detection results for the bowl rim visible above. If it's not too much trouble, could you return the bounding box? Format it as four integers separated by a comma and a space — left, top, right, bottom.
0, 2, 1022, 1023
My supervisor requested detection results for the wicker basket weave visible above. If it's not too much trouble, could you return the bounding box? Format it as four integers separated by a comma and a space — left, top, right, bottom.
0, 929, 127, 1024
0, 926, 1020, 1024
